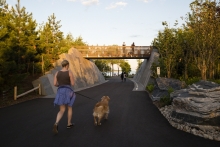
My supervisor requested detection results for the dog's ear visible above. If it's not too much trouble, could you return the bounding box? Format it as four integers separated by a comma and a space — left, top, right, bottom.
106, 96, 110, 100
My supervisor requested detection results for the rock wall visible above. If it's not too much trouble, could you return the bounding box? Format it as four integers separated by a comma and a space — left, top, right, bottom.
32, 48, 105, 96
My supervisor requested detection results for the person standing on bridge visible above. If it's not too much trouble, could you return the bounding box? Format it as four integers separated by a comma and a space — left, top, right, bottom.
131, 42, 135, 55
122, 42, 126, 56
53, 59, 76, 134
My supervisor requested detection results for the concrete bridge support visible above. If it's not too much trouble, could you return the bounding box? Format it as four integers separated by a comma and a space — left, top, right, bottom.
133, 49, 159, 91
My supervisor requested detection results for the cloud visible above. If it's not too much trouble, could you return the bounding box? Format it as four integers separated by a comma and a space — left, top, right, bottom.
67, 0, 77, 2
106, 2, 127, 10
130, 35, 142, 38
138, 0, 152, 3
81, 0, 99, 6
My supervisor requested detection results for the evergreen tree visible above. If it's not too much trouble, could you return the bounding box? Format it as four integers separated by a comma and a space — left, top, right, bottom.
9, 0, 38, 72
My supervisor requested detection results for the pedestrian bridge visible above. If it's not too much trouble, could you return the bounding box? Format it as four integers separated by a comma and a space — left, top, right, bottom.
74, 46, 154, 59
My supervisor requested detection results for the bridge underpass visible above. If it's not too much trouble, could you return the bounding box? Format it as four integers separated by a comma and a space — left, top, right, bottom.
75, 46, 153, 59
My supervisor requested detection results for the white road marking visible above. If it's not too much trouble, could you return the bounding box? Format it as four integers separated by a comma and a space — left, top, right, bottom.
134, 81, 138, 90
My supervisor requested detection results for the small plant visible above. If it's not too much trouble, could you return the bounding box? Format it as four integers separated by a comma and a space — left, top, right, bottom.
146, 84, 154, 93
185, 77, 200, 85
209, 79, 220, 84
168, 87, 174, 94
159, 95, 172, 107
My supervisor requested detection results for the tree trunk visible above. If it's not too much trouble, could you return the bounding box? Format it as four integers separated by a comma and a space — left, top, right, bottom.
118, 66, 119, 76
208, 62, 214, 79
111, 64, 113, 76
200, 61, 207, 80
167, 70, 171, 78
184, 63, 188, 80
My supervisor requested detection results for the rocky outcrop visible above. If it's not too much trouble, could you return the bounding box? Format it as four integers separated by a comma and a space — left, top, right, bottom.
151, 77, 184, 101
150, 78, 220, 141
170, 80, 220, 126
160, 105, 220, 141
32, 48, 106, 96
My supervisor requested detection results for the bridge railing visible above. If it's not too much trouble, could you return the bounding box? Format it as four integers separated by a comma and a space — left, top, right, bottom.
74, 46, 153, 58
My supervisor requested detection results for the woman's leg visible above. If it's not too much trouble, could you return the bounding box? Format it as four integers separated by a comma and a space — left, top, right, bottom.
67, 106, 73, 126
55, 105, 66, 124
53, 105, 65, 134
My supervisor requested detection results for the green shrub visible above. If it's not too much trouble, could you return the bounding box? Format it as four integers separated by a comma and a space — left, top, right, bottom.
185, 77, 200, 85
146, 84, 154, 93
168, 87, 174, 94
209, 79, 220, 84
159, 96, 172, 107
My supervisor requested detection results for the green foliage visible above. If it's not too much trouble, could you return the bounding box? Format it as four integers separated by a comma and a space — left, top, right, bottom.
120, 60, 131, 74
94, 59, 111, 72
146, 84, 154, 93
185, 77, 200, 85
159, 96, 172, 107
206, 79, 220, 84
0, 0, 89, 91
153, 0, 220, 80
168, 87, 174, 94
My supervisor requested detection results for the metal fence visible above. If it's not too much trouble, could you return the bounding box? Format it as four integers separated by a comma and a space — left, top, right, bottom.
74, 46, 153, 59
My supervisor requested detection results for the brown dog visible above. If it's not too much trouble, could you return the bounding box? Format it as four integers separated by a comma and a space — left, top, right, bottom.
93, 96, 110, 126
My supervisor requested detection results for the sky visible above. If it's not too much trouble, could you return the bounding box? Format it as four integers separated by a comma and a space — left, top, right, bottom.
6, 0, 193, 73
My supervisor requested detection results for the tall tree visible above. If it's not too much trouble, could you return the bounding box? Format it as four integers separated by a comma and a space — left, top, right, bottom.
188, 0, 220, 80
47, 13, 63, 60
153, 21, 181, 78
10, 0, 38, 72
120, 60, 131, 75
94, 59, 111, 73
60, 34, 87, 54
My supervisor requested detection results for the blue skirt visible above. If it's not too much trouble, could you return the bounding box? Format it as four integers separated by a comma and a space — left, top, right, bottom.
54, 85, 76, 107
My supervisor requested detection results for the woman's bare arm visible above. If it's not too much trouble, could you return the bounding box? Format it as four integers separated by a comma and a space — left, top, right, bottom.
53, 72, 59, 87
69, 70, 74, 86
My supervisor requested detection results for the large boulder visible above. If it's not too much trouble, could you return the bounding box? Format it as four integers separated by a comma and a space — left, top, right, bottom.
32, 48, 106, 96
170, 80, 220, 126
151, 77, 184, 101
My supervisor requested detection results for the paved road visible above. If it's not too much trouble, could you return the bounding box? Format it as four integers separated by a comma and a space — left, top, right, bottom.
0, 77, 219, 147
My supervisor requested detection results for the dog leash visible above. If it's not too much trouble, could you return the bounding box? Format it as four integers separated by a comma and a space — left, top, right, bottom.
75, 92, 98, 102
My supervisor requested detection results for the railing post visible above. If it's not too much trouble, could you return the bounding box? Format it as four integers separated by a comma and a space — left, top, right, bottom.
14, 86, 17, 100
38, 84, 41, 95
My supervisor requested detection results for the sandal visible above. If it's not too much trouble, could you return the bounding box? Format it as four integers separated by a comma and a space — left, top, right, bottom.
53, 123, 58, 134
67, 123, 75, 129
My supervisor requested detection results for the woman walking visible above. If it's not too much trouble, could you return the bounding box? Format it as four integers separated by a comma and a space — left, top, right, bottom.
53, 60, 76, 134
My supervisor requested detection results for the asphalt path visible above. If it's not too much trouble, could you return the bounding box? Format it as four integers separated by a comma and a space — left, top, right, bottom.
0, 77, 219, 147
